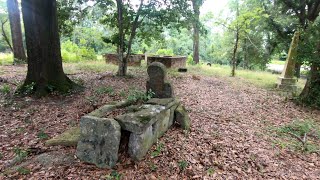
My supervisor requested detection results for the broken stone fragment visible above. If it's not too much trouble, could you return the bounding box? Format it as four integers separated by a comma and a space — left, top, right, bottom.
174, 105, 191, 131
115, 104, 166, 134
45, 127, 80, 147
76, 116, 121, 168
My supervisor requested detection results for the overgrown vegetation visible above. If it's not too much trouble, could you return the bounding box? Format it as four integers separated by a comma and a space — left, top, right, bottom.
271, 120, 320, 153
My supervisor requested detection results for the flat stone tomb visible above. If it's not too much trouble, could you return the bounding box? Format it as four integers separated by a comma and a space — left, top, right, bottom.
103, 53, 145, 67
75, 98, 190, 168
147, 55, 186, 68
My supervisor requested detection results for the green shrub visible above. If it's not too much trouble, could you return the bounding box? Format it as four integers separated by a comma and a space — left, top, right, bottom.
0, 84, 11, 94
127, 89, 154, 103
0, 53, 13, 65
61, 40, 97, 62
155, 49, 174, 56
187, 55, 195, 65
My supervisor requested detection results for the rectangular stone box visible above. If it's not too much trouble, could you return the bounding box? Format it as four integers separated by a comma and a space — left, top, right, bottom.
103, 53, 145, 67
147, 56, 186, 68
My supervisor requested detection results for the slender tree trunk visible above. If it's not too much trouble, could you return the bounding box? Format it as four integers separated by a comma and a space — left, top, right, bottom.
7, 0, 27, 64
19, 0, 78, 96
192, 0, 200, 64
231, 28, 239, 77
116, 0, 126, 76
1, 19, 13, 52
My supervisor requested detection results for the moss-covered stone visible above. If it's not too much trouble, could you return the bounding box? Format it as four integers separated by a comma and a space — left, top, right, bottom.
45, 127, 80, 147
174, 105, 191, 131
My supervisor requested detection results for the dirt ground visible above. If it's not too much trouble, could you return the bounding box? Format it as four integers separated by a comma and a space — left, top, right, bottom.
0, 65, 320, 179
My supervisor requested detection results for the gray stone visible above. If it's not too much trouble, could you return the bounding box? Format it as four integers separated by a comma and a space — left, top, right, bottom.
45, 127, 80, 147
276, 31, 299, 91
88, 100, 132, 118
115, 104, 166, 134
146, 62, 174, 98
128, 126, 154, 161
76, 116, 121, 168
146, 98, 174, 106
153, 109, 171, 138
174, 105, 191, 131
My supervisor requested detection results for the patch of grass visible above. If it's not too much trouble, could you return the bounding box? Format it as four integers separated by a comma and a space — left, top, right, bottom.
13, 147, 29, 162
0, 53, 13, 65
119, 90, 126, 98
272, 119, 320, 153
207, 168, 215, 176
17, 167, 31, 175
127, 89, 154, 103
187, 64, 306, 91
0, 84, 11, 94
37, 130, 49, 140
149, 163, 158, 172
151, 143, 164, 158
95, 86, 114, 95
63, 61, 117, 74
105, 170, 122, 180
178, 160, 188, 172
269, 60, 286, 65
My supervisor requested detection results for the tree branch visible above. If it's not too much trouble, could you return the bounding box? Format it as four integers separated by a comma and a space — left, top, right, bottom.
1, 19, 13, 52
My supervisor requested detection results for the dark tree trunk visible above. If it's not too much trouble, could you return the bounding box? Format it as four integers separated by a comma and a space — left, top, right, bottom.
6, 0, 27, 64
19, 0, 77, 96
192, 0, 200, 64
299, 41, 320, 107
299, 63, 320, 106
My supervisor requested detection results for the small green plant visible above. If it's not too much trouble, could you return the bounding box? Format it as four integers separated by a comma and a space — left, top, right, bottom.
149, 163, 158, 172
155, 48, 174, 56
85, 96, 98, 105
127, 89, 154, 103
17, 167, 31, 175
178, 160, 188, 172
95, 86, 114, 95
37, 130, 49, 140
207, 168, 215, 176
0, 84, 11, 94
105, 170, 122, 180
119, 90, 126, 97
187, 55, 195, 65
151, 143, 164, 157
13, 147, 29, 161
0, 152, 3, 160
273, 119, 320, 153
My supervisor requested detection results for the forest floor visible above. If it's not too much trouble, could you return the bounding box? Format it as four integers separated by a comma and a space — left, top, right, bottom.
0, 63, 320, 179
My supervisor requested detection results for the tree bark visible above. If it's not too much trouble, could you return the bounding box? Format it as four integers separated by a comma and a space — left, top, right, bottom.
1, 19, 13, 52
231, 28, 239, 77
192, 0, 200, 64
19, 0, 78, 96
6, 0, 27, 64
116, 0, 126, 76
299, 42, 320, 107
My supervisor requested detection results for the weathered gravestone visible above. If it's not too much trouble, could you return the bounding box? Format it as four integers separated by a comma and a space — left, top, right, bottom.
146, 62, 174, 98
276, 31, 300, 91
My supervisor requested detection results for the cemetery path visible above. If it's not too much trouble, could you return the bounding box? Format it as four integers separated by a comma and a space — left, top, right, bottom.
0, 65, 320, 179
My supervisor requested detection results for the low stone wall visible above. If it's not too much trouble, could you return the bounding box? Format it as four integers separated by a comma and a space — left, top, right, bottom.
147, 56, 186, 68
103, 53, 144, 67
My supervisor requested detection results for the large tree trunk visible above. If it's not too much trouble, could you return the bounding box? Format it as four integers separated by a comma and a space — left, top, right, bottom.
192, 0, 200, 64
6, 0, 27, 64
19, 0, 77, 96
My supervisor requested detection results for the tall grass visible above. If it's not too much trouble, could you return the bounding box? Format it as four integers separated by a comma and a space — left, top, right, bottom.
187, 64, 306, 90
0, 53, 13, 65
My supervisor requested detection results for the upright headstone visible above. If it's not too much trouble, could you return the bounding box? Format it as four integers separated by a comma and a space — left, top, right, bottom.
146, 62, 174, 98
277, 31, 300, 91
